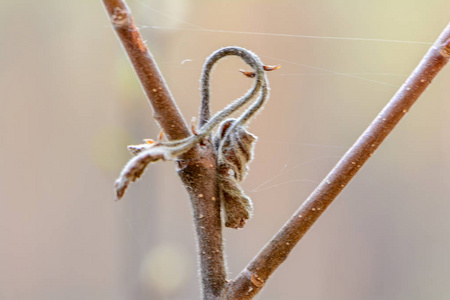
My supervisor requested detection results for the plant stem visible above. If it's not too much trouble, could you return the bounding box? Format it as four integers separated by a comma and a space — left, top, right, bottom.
177, 145, 227, 299
225, 22, 450, 299
102, 0, 189, 140
102, 1, 227, 298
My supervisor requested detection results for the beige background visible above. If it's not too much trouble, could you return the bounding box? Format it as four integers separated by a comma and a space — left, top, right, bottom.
1, 0, 450, 299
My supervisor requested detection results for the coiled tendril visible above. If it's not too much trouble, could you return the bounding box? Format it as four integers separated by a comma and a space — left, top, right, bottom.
115, 46, 273, 228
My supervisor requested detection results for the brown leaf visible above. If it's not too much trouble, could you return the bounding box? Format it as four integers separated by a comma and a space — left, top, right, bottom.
263, 64, 281, 71
239, 69, 256, 78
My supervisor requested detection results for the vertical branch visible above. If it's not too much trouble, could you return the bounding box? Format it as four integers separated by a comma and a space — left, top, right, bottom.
177, 146, 227, 299
225, 23, 450, 299
103, 1, 227, 298
102, 0, 190, 140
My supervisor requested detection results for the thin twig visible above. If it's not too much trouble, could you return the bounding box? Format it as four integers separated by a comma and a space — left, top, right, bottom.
225, 22, 450, 299
102, 0, 189, 140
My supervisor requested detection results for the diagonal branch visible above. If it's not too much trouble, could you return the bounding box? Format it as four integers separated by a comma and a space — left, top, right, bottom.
225, 22, 450, 299
102, 0, 190, 140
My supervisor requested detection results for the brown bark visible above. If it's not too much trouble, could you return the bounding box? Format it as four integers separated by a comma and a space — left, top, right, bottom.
102, 1, 227, 298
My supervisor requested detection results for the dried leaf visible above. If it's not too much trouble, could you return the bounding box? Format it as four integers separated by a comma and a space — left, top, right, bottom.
214, 119, 256, 182
214, 119, 257, 228
218, 169, 253, 229
115, 147, 166, 200
116, 135, 202, 200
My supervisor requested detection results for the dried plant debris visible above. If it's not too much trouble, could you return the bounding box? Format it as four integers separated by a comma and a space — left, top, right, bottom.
114, 145, 166, 200
114, 46, 279, 228
114, 134, 203, 200
214, 119, 257, 228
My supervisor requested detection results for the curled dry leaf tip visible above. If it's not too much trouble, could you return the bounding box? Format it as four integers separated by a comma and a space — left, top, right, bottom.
263, 65, 281, 71
239, 69, 257, 78
240, 64, 280, 78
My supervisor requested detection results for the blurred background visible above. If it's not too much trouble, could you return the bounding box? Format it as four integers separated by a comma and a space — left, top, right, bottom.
1, 0, 450, 299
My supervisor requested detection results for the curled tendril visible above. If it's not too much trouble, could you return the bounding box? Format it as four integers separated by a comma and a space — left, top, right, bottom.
114, 47, 271, 211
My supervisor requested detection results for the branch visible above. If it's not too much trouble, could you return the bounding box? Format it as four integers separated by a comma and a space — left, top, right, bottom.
102, 0, 190, 140
103, 1, 226, 298
225, 22, 450, 299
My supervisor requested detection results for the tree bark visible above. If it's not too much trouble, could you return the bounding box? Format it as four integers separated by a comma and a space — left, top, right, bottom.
102, 1, 227, 298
